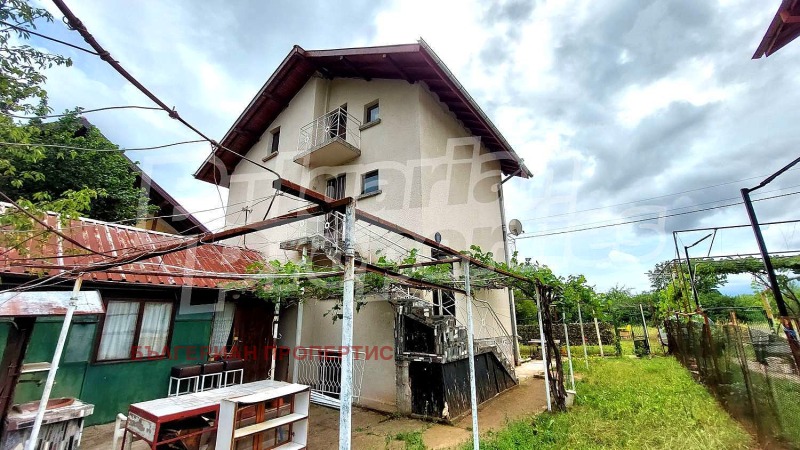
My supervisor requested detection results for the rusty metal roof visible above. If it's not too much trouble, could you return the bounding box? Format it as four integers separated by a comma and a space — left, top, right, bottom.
754, 0, 800, 58
0, 210, 263, 289
0, 291, 105, 317
194, 40, 532, 186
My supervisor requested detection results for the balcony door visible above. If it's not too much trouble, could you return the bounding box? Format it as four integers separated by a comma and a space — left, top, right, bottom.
325, 174, 346, 244
329, 104, 347, 141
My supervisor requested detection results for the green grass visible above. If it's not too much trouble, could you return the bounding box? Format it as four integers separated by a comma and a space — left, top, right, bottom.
464, 357, 754, 449
390, 430, 426, 450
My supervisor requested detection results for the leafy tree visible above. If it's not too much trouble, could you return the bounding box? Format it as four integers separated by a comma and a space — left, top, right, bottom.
0, 1, 153, 250
1, 0, 71, 115
0, 114, 151, 222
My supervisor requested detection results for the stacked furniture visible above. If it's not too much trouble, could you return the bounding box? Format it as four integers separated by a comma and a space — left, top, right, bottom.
168, 359, 244, 397
123, 380, 309, 450
216, 384, 309, 450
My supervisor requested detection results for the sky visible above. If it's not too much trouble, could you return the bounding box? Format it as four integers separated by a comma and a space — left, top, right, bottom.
23, 0, 800, 294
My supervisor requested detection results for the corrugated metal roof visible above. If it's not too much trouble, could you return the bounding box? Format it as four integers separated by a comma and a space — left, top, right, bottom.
0, 211, 263, 289
0, 291, 104, 317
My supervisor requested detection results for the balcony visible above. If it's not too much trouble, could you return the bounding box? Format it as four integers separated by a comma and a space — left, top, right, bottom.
294, 107, 361, 168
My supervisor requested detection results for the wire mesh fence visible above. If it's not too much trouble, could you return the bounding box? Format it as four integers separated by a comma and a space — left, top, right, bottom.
665, 308, 800, 448
517, 303, 666, 359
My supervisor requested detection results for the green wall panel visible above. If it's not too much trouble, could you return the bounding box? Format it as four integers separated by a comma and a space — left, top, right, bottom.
0, 312, 212, 426
81, 314, 212, 425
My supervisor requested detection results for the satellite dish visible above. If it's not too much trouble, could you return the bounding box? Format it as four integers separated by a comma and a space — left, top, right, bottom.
508, 219, 524, 236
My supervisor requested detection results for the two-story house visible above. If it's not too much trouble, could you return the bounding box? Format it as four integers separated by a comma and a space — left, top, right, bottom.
193, 40, 531, 421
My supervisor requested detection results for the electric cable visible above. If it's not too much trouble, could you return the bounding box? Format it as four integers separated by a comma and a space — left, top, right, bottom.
517, 189, 800, 239
3, 105, 163, 120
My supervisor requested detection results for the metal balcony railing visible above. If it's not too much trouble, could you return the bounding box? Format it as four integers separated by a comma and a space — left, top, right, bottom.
298, 107, 361, 156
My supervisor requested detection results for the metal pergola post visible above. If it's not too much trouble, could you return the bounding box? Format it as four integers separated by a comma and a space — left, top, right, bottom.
339, 200, 356, 450
536, 293, 552, 411
464, 260, 480, 450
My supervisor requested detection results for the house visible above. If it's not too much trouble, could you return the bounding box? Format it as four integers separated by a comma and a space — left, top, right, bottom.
193, 41, 532, 420
128, 155, 210, 235
0, 208, 262, 425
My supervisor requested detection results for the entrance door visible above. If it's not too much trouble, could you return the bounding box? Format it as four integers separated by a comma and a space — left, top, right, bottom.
233, 299, 275, 382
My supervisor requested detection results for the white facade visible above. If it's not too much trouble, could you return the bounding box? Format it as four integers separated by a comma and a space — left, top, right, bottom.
222, 75, 516, 412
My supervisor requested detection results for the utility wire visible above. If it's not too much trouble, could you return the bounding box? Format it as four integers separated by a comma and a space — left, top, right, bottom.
51, 0, 282, 181
0, 139, 206, 152
3, 105, 162, 120
520, 167, 800, 223
517, 190, 800, 239
0, 19, 99, 55
531, 183, 800, 235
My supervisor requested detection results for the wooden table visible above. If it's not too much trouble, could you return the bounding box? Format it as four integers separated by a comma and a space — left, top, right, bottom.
124, 380, 290, 450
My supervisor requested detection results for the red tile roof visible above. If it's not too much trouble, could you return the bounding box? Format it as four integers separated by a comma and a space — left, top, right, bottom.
194, 40, 532, 186
0, 210, 263, 289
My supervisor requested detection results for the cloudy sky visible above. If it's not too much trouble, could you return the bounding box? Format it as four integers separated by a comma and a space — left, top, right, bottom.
25, 0, 800, 293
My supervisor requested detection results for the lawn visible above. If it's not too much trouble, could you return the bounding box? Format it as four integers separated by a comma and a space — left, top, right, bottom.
463, 357, 754, 449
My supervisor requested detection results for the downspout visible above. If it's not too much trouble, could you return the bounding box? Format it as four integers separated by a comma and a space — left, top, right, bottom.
498, 170, 522, 365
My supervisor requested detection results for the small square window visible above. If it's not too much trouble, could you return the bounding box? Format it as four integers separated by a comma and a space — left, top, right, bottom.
362, 170, 379, 194
270, 128, 280, 154
365, 102, 379, 123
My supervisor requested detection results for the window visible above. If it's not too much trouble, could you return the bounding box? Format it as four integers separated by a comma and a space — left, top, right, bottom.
365, 101, 379, 123
326, 174, 346, 199
96, 300, 174, 361
270, 128, 280, 154
362, 170, 379, 195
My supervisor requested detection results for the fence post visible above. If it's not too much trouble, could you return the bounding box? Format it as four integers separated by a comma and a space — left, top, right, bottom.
577, 302, 589, 369
593, 311, 604, 357
639, 304, 651, 355
563, 312, 576, 391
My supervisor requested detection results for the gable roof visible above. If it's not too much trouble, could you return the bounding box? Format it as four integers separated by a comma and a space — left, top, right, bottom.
125, 155, 210, 234
0, 206, 262, 289
753, 0, 800, 58
194, 40, 532, 186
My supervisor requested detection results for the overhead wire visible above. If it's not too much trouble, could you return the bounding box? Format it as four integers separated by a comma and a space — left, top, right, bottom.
517, 189, 800, 239
520, 167, 800, 223
3, 105, 163, 120
0, 19, 99, 55
527, 184, 800, 235
0, 139, 207, 153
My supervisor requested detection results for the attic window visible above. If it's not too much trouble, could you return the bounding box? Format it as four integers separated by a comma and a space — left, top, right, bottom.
270, 128, 280, 154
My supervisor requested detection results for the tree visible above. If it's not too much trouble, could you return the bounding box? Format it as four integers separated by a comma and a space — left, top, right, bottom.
1, 0, 71, 115
1, 114, 151, 222
0, 1, 152, 246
